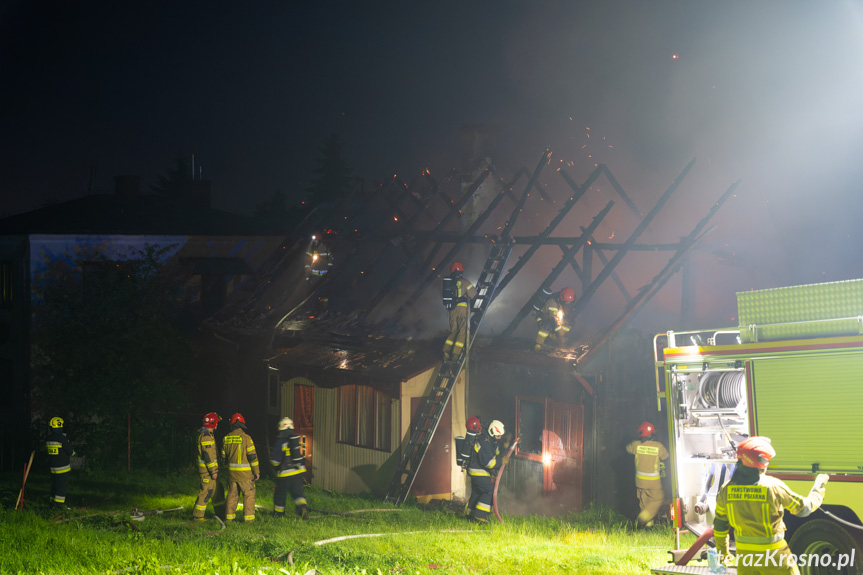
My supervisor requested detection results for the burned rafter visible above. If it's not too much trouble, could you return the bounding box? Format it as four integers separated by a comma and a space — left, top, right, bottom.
498, 200, 615, 340
494, 165, 603, 296
567, 157, 696, 326
579, 178, 741, 367
579, 227, 631, 303
358, 169, 495, 322
388, 151, 551, 321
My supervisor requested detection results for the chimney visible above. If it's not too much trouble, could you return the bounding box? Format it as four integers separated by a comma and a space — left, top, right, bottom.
114, 174, 141, 199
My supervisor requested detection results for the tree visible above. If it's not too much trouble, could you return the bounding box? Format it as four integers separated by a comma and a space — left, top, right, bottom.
151, 157, 193, 197
305, 134, 356, 207
31, 243, 192, 470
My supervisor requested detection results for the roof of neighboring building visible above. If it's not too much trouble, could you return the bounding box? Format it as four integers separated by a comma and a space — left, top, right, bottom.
0, 193, 295, 236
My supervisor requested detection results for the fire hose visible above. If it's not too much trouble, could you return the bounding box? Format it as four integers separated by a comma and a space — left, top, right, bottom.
492, 437, 520, 523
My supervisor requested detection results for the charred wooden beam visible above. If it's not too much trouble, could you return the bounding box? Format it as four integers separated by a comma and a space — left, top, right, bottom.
567, 157, 696, 325
498, 200, 614, 339
580, 226, 631, 302
392, 152, 552, 321
601, 164, 641, 218
358, 170, 490, 321
495, 165, 603, 295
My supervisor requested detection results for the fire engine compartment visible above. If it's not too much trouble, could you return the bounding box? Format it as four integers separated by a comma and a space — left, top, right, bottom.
667, 361, 749, 535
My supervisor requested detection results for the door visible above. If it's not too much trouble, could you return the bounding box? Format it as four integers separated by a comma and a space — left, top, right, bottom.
408, 396, 452, 499
293, 384, 314, 482
545, 400, 584, 510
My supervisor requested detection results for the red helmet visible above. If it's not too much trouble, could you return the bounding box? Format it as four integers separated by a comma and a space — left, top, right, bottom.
560, 287, 575, 302
466, 416, 482, 433
230, 413, 245, 426
202, 412, 221, 429
638, 421, 656, 438
450, 261, 464, 274
736, 436, 775, 469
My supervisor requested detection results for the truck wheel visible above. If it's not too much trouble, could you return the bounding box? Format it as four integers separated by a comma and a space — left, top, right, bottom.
789, 518, 862, 575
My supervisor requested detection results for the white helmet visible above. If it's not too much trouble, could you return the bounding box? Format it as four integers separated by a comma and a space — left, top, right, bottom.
278, 417, 294, 431
488, 420, 505, 438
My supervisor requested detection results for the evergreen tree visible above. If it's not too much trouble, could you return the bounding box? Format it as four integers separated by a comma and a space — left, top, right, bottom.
305, 134, 355, 207
151, 157, 193, 197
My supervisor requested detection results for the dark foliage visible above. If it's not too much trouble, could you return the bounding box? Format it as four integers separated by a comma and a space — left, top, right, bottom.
31, 244, 193, 470
305, 134, 357, 207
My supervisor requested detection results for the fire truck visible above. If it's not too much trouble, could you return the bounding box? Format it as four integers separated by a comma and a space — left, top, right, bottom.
651, 279, 863, 574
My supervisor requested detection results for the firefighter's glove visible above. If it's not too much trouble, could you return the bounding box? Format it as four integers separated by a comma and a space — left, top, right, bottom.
812, 473, 829, 493
502, 456, 510, 466
660, 461, 667, 478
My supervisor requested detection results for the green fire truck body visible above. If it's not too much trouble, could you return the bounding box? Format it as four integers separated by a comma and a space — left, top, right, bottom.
652, 279, 863, 574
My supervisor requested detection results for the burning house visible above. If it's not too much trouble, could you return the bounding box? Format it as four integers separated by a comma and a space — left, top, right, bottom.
203, 146, 739, 517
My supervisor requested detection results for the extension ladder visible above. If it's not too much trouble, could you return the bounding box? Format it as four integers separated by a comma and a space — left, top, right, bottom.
384, 238, 514, 505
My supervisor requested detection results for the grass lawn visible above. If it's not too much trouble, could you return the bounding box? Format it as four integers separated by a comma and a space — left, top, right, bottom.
1, 469, 695, 574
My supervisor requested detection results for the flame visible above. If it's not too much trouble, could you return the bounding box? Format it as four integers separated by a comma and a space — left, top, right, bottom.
542, 452, 552, 466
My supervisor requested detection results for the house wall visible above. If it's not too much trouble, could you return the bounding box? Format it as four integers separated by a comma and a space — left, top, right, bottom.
467, 357, 593, 515
399, 366, 466, 500
280, 376, 401, 496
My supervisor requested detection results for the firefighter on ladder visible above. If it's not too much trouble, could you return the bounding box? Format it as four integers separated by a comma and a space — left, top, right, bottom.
193, 412, 221, 521
625, 421, 669, 528
270, 417, 310, 520
45, 417, 75, 510
713, 436, 829, 574
442, 261, 477, 365
466, 419, 505, 524
534, 287, 574, 352
222, 413, 260, 523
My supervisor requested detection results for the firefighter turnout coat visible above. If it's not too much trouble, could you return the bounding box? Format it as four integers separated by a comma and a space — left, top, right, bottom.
535, 296, 571, 348
270, 428, 309, 518
222, 423, 260, 522
193, 427, 219, 520
714, 473, 826, 573
466, 434, 500, 522
442, 275, 477, 361
46, 428, 74, 506
625, 438, 669, 526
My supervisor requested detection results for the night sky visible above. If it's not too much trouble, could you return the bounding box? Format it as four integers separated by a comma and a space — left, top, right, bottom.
3, 1, 863, 328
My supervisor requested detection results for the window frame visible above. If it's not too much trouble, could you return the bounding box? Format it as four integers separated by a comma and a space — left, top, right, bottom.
336, 383, 391, 452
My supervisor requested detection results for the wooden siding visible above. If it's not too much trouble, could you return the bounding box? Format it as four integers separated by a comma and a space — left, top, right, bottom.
281, 376, 400, 496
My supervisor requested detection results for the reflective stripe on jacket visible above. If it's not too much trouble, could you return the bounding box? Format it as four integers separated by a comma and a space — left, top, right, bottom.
197, 428, 219, 477
222, 426, 259, 479
713, 474, 825, 555
625, 439, 669, 488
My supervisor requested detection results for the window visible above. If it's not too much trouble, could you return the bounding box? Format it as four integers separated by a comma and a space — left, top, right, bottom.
0, 261, 12, 309
337, 384, 391, 451
517, 399, 545, 456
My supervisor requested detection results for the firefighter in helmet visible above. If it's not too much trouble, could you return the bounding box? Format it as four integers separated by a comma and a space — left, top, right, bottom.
442, 261, 477, 364
534, 287, 574, 352
221, 413, 260, 522
305, 233, 333, 280
713, 437, 829, 573
45, 417, 75, 509
625, 421, 669, 528
270, 417, 310, 520
193, 412, 221, 521
466, 419, 505, 524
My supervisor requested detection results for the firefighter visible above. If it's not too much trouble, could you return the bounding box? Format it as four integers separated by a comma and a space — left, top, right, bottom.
442, 261, 477, 364
713, 437, 829, 573
221, 413, 260, 523
305, 233, 333, 280
45, 417, 74, 509
193, 412, 221, 521
270, 417, 310, 519
466, 419, 505, 524
534, 287, 574, 352
625, 421, 669, 528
